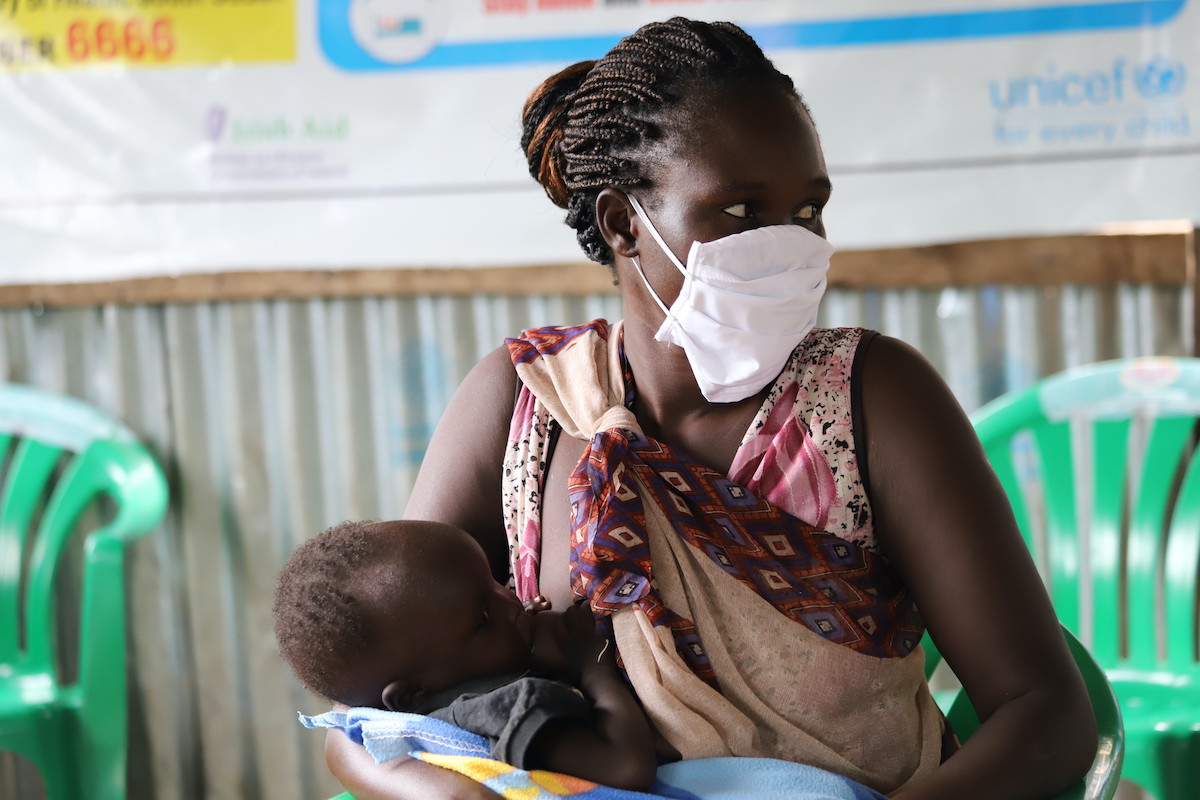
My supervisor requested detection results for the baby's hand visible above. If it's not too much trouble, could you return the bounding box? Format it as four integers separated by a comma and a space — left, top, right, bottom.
529, 602, 609, 677
561, 601, 612, 674
523, 595, 552, 614
529, 609, 570, 675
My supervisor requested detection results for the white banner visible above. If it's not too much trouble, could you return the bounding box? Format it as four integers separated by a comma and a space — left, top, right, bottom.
0, 0, 1195, 284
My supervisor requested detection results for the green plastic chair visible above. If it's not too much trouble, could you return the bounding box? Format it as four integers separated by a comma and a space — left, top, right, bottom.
971, 356, 1200, 800
923, 625, 1124, 799
0, 384, 168, 800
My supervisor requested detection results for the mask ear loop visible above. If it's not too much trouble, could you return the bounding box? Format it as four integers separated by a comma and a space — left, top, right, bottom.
629, 256, 673, 319
626, 194, 688, 276
626, 193, 689, 328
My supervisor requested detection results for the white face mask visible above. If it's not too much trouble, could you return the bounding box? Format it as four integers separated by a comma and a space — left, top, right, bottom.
626, 193, 833, 403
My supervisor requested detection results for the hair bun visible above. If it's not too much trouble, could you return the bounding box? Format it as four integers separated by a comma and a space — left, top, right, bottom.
521, 60, 595, 208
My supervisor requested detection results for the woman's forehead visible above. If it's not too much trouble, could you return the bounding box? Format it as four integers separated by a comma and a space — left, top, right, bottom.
648, 86, 825, 193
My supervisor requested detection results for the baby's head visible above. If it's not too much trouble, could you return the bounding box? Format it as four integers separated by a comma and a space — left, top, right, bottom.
272, 519, 533, 711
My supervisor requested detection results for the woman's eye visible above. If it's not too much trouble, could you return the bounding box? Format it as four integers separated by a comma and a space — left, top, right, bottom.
721, 203, 751, 219
477, 609, 490, 630
795, 204, 819, 221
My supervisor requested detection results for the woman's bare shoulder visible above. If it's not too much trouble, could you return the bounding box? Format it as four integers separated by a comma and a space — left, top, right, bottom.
856, 332, 1014, 569
404, 344, 519, 576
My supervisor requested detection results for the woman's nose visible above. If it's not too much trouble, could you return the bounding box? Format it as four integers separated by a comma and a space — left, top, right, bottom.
761, 208, 800, 228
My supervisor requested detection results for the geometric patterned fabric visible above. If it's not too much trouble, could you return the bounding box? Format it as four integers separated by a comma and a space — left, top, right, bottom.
509, 321, 924, 691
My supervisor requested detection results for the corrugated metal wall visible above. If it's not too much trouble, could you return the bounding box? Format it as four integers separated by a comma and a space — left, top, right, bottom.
0, 283, 1191, 800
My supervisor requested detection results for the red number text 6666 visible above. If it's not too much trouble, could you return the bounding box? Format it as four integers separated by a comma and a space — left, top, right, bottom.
66, 18, 176, 61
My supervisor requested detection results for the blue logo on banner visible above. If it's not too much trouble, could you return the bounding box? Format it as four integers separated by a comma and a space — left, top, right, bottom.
990, 56, 1187, 110
319, 1, 1188, 72
990, 53, 1190, 146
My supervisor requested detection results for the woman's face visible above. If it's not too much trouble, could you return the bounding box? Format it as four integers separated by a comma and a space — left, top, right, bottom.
626, 82, 831, 307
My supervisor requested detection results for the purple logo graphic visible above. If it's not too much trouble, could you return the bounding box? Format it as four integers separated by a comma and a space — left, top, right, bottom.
205, 106, 228, 143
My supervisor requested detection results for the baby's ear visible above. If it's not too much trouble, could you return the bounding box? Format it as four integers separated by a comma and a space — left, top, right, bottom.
381, 679, 425, 712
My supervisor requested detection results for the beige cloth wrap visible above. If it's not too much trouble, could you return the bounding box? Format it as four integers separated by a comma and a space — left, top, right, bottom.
513, 320, 944, 795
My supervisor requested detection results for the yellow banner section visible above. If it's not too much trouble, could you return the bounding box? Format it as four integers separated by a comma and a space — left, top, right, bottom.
0, 0, 294, 70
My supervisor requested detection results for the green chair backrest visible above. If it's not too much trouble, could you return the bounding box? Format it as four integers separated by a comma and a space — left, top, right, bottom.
0, 383, 168, 797
970, 357, 1200, 674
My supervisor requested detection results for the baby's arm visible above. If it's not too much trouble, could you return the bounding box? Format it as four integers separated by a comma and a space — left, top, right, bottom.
527, 603, 657, 791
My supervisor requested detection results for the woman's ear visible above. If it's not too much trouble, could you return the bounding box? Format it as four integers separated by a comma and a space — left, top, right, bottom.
595, 188, 639, 260
381, 679, 425, 713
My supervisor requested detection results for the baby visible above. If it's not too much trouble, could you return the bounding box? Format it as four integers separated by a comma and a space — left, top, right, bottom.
272, 519, 656, 791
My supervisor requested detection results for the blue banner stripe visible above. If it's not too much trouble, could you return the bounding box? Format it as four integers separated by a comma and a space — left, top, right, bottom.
320, 1, 1187, 71
747, 1, 1186, 49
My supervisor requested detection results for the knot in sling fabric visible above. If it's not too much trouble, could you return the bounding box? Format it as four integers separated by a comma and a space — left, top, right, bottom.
506, 320, 944, 795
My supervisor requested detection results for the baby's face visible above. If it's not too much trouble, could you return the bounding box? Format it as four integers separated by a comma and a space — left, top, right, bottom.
386, 530, 535, 694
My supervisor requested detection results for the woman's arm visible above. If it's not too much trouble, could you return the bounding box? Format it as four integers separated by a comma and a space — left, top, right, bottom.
859, 336, 1097, 800
325, 729, 503, 800
325, 346, 519, 799
403, 344, 519, 576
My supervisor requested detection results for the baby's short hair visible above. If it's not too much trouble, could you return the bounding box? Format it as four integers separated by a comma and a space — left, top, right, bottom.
272, 520, 394, 703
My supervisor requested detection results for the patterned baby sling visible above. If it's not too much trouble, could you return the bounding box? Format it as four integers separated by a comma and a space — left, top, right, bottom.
507, 320, 944, 794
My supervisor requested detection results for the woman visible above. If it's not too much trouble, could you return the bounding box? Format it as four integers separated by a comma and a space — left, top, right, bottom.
327, 17, 1096, 800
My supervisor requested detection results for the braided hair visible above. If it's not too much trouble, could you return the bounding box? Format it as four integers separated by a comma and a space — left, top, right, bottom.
521, 17, 804, 268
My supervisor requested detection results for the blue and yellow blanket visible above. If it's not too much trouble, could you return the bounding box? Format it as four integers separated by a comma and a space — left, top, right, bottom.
302, 708, 886, 800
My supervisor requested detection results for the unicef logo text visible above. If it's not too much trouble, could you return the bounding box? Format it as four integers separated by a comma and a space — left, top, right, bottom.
990, 57, 1186, 111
